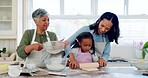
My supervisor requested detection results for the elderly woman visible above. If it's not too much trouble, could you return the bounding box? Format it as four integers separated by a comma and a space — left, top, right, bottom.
17, 8, 58, 67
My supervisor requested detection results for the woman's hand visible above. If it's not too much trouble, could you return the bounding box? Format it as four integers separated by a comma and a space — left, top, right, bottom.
31, 43, 43, 51
64, 40, 70, 48
25, 43, 43, 54
97, 58, 107, 67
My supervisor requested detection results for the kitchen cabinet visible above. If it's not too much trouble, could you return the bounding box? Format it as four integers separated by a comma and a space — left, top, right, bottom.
0, 0, 17, 39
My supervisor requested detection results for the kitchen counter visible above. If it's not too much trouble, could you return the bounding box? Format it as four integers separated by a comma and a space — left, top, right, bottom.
66, 66, 148, 78
0, 66, 148, 78
0, 61, 148, 78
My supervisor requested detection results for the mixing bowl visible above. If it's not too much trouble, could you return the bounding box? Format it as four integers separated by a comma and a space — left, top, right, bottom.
45, 58, 67, 72
43, 41, 67, 72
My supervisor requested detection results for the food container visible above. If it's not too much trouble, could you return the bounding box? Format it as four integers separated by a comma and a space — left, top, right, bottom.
8, 64, 20, 77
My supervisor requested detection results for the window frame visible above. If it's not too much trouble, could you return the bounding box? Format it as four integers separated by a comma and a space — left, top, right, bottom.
30, 0, 148, 19
22, 0, 148, 43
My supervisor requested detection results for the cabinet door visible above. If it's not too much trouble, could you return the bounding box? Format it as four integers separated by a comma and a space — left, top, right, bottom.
0, 0, 17, 39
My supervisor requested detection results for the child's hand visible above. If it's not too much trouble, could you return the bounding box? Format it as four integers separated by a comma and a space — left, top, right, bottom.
69, 59, 79, 69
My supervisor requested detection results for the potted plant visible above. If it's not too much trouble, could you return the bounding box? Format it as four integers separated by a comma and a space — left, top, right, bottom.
0, 47, 8, 57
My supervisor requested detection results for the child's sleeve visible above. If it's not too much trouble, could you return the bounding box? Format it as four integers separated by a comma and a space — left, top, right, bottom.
71, 48, 78, 58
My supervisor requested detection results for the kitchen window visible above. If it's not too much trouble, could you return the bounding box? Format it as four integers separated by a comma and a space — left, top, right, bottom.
128, 0, 148, 15
98, 0, 125, 15
64, 0, 91, 15
23, 0, 148, 45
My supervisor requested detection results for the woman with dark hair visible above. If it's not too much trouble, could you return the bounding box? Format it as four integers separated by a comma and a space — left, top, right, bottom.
65, 12, 120, 69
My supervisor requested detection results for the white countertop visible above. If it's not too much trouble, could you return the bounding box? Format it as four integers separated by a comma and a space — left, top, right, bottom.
0, 60, 148, 78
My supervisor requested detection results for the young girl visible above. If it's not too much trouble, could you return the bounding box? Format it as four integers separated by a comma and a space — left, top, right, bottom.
71, 32, 100, 63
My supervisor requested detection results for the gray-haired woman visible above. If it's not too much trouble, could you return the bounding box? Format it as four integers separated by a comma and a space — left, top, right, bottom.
17, 8, 58, 67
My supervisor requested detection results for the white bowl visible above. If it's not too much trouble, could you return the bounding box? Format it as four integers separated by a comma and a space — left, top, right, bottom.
8, 65, 20, 77
45, 58, 67, 72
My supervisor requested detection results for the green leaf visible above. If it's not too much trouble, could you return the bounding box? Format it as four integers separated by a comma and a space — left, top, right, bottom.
142, 41, 148, 59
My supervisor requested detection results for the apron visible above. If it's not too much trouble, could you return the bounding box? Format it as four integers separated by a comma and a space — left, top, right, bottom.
95, 38, 106, 57
76, 48, 92, 63
24, 29, 51, 67
91, 31, 106, 57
